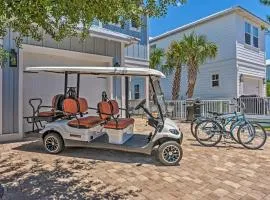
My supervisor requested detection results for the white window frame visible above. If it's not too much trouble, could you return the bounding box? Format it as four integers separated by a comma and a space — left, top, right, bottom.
134, 84, 140, 99
212, 74, 219, 88
245, 22, 251, 45
252, 26, 259, 48
98, 21, 103, 27
130, 19, 141, 32
245, 21, 259, 48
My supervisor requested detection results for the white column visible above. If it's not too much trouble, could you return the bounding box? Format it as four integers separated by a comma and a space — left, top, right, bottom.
129, 77, 132, 100
121, 77, 126, 117
239, 82, 244, 97
107, 59, 114, 99
108, 77, 113, 99
0, 63, 2, 136
0, 38, 3, 135
18, 48, 24, 138
145, 76, 149, 109
120, 42, 125, 117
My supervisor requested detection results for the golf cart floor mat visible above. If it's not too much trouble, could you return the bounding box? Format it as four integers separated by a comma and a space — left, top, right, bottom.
90, 133, 149, 148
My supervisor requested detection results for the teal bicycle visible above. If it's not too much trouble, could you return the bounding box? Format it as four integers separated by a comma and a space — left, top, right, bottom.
194, 103, 267, 150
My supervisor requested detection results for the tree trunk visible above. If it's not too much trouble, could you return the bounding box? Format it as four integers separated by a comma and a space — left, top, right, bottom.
186, 64, 198, 98
171, 65, 182, 100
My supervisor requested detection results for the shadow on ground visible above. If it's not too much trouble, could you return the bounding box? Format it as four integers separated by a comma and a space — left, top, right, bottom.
0, 154, 139, 200
12, 140, 161, 166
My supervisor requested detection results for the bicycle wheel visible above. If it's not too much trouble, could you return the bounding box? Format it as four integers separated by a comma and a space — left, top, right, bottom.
229, 120, 241, 143
237, 122, 267, 150
191, 118, 201, 138
195, 120, 223, 147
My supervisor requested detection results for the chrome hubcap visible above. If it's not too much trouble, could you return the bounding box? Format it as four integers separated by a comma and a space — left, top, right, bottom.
162, 145, 180, 164
45, 136, 59, 152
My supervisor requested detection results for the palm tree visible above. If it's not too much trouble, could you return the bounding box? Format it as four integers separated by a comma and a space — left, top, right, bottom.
149, 48, 164, 100
149, 48, 164, 69
165, 41, 185, 100
181, 32, 218, 98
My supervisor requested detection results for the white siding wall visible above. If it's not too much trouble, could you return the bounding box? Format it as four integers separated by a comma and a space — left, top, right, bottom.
23, 52, 110, 132
235, 15, 266, 97
152, 13, 238, 99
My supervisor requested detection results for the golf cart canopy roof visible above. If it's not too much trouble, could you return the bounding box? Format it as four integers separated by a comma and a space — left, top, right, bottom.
25, 66, 166, 78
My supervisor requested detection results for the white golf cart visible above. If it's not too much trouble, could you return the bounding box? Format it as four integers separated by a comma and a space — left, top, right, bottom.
25, 66, 183, 166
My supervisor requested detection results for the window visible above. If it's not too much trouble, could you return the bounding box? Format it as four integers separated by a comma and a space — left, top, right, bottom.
245, 22, 259, 48
212, 74, 219, 87
253, 26, 259, 48
134, 84, 140, 99
131, 19, 138, 28
130, 19, 140, 31
245, 22, 251, 45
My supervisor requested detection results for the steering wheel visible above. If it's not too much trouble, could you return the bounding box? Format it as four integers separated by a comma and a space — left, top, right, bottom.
135, 99, 146, 110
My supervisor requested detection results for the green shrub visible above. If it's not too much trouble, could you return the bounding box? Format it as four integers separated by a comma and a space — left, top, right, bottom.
267, 81, 270, 97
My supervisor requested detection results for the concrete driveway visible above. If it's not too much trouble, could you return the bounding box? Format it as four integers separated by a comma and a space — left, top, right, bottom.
0, 118, 270, 200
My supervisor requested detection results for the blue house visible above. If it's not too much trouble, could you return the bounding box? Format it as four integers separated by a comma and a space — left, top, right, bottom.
100, 17, 149, 101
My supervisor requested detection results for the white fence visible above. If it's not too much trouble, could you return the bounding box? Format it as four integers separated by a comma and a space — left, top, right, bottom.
166, 97, 270, 120
166, 99, 232, 119
130, 97, 270, 120
238, 97, 270, 115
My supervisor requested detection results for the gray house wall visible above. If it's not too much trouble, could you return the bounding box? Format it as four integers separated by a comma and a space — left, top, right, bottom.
2, 30, 123, 134
1, 15, 149, 135
24, 34, 122, 61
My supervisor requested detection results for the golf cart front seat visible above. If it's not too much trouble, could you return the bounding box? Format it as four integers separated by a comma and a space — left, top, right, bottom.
98, 100, 134, 129
63, 98, 103, 129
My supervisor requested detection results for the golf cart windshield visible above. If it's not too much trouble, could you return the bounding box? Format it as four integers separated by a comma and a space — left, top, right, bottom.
151, 77, 167, 119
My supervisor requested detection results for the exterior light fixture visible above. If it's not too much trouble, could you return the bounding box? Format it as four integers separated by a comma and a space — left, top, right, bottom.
9, 49, 17, 67
240, 74, 244, 83
114, 62, 120, 67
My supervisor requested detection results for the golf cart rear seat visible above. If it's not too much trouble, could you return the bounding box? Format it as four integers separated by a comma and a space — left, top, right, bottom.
63, 98, 103, 129
98, 100, 134, 129
38, 94, 64, 117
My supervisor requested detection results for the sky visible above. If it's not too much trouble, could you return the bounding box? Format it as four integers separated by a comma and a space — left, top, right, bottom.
149, 0, 270, 59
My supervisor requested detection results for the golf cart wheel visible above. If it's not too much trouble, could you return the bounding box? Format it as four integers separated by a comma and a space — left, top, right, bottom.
44, 132, 64, 154
157, 141, 183, 166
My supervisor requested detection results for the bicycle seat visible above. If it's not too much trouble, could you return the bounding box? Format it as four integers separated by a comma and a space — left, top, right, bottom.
207, 111, 223, 116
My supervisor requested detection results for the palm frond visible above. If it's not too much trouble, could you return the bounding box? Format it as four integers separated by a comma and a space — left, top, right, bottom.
149, 48, 164, 69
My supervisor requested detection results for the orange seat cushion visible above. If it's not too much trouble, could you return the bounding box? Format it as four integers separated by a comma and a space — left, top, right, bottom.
104, 118, 134, 130
38, 111, 54, 117
68, 116, 103, 129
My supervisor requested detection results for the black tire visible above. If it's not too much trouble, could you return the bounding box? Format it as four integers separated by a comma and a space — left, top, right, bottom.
191, 118, 199, 138
157, 141, 183, 166
229, 120, 240, 143
195, 120, 222, 147
43, 132, 65, 154
237, 122, 267, 150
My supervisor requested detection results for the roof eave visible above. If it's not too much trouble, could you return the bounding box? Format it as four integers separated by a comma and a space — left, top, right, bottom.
89, 27, 140, 45
150, 6, 270, 43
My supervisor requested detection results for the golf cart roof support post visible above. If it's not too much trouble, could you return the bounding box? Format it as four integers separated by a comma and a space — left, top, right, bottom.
77, 73, 80, 98
64, 72, 68, 98
149, 75, 164, 124
125, 76, 129, 118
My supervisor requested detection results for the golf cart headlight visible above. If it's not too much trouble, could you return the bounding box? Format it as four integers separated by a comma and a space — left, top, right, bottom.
169, 129, 179, 135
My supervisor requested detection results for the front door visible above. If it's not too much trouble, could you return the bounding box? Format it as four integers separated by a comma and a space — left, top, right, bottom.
243, 77, 260, 96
